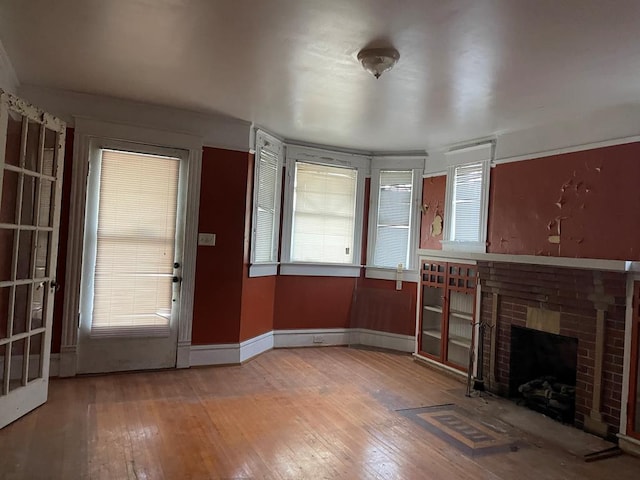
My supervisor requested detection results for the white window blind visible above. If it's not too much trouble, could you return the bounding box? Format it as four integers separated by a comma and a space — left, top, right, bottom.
451, 162, 483, 242
253, 146, 280, 263
373, 170, 413, 268
90, 149, 179, 337
291, 161, 357, 263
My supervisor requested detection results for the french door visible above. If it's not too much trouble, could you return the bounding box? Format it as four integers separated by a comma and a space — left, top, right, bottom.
0, 91, 66, 429
76, 141, 186, 373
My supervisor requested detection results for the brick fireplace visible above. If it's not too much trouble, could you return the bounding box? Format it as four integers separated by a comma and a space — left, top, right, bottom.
477, 261, 626, 440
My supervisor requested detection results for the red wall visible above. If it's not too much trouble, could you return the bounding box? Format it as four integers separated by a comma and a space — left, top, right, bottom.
192, 147, 249, 344
420, 175, 446, 250
352, 277, 416, 336
488, 142, 640, 260
273, 276, 356, 330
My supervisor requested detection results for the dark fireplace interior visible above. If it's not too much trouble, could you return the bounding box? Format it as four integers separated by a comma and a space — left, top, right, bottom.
509, 326, 578, 423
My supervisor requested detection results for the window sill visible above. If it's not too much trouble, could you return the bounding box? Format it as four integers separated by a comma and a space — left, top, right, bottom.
365, 267, 419, 282
440, 240, 487, 253
249, 263, 279, 277
280, 263, 361, 277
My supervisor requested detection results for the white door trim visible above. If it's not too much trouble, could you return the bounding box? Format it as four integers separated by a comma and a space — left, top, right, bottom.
60, 118, 202, 376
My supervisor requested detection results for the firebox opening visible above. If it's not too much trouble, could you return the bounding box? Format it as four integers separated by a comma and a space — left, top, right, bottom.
509, 326, 578, 423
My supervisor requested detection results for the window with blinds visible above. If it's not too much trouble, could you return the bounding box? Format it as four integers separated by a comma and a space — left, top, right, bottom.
89, 149, 179, 337
252, 141, 281, 264
373, 170, 413, 268
451, 162, 483, 242
291, 161, 357, 263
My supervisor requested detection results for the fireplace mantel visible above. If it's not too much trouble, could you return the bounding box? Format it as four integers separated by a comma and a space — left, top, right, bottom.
418, 249, 634, 273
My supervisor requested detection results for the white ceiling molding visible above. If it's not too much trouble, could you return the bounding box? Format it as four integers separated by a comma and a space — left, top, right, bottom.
0, 39, 19, 94
495, 103, 640, 164
18, 85, 251, 152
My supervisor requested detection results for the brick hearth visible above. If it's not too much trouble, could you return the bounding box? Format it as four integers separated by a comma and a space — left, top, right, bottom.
478, 262, 626, 439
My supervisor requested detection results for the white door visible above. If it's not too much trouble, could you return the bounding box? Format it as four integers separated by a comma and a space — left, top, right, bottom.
76, 141, 186, 373
0, 92, 66, 429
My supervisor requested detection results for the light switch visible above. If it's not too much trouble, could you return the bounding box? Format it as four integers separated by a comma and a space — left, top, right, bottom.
198, 233, 216, 246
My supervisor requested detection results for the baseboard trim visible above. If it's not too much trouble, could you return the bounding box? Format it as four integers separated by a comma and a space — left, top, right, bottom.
190, 342, 240, 367
187, 328, 416, 367
352, 328, 415, 352
240, 330, 274, 363
190, 330, 275, 366
273, 328, 351, 348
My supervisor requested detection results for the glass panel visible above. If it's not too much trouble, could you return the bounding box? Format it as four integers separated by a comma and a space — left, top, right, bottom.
91, 150, 178, 334
8, 338, 26, 391
423, 286, 443, 308
34, 231, 50, 279
4, 112, 22, 167
422, 313, 442, 357
13, 284, 30, 335
422, 286, 443, 357
28, 333, 43, 382
42, 128, 57, 177
0, 228, 16, 282
0, 344, 5, 395
447, 291, 473, 369
0, 287, 10, 339
31, 282, 45, 330
16, 230, 33, 279
447, 341, 470, 368
21, 174, 37, 226
0, 169, 19, 224
24, 120, 41, 172
37, 179, 53, 227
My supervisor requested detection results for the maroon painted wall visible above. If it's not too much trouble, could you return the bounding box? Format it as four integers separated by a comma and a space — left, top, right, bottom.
420, 175, 446, 250
192, 147, 248, 344
273, 275, 356, 330
488, 142, 640, 260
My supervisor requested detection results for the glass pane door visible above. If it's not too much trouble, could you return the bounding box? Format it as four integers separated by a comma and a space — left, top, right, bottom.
0, 92, 65, 429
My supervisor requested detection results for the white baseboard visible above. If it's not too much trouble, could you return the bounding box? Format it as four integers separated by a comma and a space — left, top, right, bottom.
189, 330, 275, 366
187, 327, 417, 367
273, 328, 351, 348
239, 331, 274, 362
352, 328, 415, 352
190, 342, 240, 366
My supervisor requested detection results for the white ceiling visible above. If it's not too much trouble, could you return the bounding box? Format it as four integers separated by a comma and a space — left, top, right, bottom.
1, 0, 640, 151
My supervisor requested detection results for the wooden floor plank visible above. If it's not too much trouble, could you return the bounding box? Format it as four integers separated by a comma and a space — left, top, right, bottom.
0, 346, 639, 479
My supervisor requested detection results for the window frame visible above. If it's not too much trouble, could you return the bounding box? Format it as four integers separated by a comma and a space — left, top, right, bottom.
249, 130, 284, 277
365, 156, 424, 281
442, 142, 493, 253
281, 145, 369, 277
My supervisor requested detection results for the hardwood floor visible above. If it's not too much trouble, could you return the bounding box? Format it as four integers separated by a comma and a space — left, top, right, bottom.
1, 346, 639, 479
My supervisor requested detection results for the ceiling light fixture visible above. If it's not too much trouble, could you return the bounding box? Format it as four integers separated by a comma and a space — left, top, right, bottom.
357, 47, 400, 79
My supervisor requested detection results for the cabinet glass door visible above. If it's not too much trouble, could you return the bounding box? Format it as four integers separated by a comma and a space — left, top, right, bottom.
421, 286, 444, 357
446, 291, 473, 368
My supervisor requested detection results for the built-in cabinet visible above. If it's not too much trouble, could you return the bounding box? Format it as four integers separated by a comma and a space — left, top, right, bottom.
418, 260, 477, 372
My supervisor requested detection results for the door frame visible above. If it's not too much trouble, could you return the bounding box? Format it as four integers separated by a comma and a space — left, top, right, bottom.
60, 118, 202, 376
